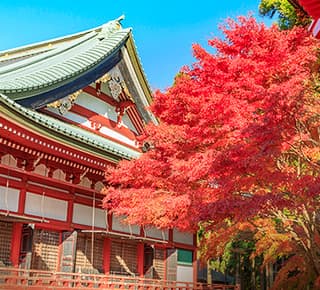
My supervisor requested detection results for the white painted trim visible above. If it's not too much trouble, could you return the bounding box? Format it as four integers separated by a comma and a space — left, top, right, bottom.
311, 18, 320, 37
121, 47, 158, 124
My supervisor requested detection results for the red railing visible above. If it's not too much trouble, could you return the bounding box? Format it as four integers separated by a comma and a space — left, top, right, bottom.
0, 267, 239, 290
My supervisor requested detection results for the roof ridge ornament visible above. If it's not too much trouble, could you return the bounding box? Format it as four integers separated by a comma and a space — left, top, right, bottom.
98, 15, 125, 41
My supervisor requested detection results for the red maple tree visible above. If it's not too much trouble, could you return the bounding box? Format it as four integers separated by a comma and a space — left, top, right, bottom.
103, 16, 320, 286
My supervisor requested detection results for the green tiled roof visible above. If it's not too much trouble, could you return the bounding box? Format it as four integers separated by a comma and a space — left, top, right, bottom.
0, 92, 141, 161
0, 16, 152, 162
0, 16, 130, 100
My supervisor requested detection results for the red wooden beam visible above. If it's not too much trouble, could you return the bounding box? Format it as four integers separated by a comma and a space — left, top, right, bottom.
299, 0, 320, 18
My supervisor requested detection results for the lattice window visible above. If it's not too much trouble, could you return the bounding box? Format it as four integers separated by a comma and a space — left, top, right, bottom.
110, 239, 137, 276
31, 229, 59, 271
0, 221, 12, 267
75, 233, 104, 274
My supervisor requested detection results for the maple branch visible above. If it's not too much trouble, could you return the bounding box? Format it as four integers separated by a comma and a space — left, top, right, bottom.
270, 206, 320, 275
286, 143, 320, 170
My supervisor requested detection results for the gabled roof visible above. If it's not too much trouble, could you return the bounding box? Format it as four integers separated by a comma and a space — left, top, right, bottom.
0, 16, 135, 109
0, 16, 154, 162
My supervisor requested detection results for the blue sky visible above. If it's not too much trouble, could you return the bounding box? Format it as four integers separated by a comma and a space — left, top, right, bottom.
0, 0, 272, 91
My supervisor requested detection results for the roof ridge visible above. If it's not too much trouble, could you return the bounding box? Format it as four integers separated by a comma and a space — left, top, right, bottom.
0, 15, 126, 60
0, 26, 132, 100
0, 31, 98, 75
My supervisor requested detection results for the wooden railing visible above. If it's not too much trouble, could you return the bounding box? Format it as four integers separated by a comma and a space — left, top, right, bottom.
0, 267, 239, 290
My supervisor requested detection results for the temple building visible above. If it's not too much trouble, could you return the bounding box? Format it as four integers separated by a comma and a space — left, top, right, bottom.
0, 17, 199, 288
298, 0, 320, 37
290, 0, 320, 37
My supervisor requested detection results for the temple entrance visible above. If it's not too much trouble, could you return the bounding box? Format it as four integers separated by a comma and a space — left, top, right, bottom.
144, 244, 154, 278
19, 224, 34, 270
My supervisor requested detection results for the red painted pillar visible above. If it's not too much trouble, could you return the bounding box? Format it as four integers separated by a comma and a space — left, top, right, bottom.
18, 178, 27, 214
103, 238, 111, 274
10, 223, 22, 267
67, 196, 74, 225
137, 243, 144, 277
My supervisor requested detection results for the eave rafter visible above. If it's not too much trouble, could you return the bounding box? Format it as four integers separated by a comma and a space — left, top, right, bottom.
0, 117, 111, 172
0, 135, 105, 184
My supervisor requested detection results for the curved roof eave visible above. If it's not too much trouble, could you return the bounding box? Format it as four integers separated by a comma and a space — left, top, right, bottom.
0, 17, 132, 109
0, 93, 141, 162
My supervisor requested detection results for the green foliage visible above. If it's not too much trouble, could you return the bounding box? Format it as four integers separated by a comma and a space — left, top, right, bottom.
211, 241, 233, 273
259, 0, 311, 29
210, 235, 263, 289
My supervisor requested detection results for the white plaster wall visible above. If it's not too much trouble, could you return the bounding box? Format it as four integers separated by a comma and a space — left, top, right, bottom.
77, 92, 118, 122
61, 111, 87, 124
98, 126, 137, 147
72, 203, 106, 228
78, 89, 138, 134
25, 192, 67, 221
0, 186, 19, 212
119, 114, 138, 134
112, 215, 140, 235
177, 265, 194, 283
144, 226, 168, 240
173, 229, 194, 245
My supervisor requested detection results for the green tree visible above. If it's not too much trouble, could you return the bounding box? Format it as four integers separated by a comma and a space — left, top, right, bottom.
259, 0, 311, 29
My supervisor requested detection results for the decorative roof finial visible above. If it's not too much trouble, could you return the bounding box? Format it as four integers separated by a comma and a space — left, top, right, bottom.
116, 15, 125, 24
98, 15, 125, 40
